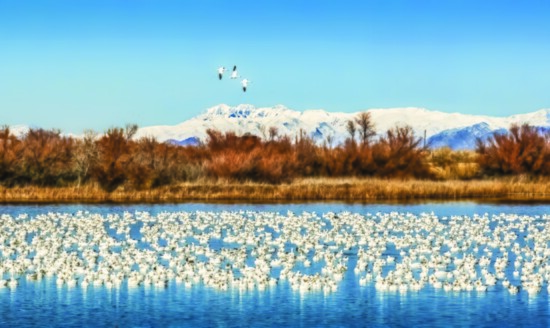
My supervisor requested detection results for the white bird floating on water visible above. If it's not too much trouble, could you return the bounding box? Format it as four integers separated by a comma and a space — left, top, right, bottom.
0, 210, 549, 296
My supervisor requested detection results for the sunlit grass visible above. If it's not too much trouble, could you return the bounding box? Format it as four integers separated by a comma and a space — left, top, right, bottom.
2, 177, 550, 203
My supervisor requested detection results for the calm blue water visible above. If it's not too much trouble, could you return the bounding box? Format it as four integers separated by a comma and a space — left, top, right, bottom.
1, 201, 550, 327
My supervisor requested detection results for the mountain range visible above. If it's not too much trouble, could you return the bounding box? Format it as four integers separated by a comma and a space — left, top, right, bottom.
7, 104, 550, 150
134, 104, 550, 150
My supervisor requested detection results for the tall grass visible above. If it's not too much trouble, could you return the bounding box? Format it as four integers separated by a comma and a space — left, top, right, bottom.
2, 177, 550, 203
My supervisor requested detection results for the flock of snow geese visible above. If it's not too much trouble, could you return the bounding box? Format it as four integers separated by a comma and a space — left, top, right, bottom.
218, 65, 251, 92
1, 210, 550, 296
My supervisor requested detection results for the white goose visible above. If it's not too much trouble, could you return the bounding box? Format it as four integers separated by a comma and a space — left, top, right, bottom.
217, 66, 226, 80
230, 65, 240, 79
241, 78, 251, 92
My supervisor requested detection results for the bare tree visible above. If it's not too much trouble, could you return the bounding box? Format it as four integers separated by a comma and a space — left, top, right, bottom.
258, 124, 267, 140
268, 126, 279, 141
325, 134, 334, 149
74, 129, 98, 187
346, 120, 356, 142
125, 124, 138, 140
355, 112, 376, 146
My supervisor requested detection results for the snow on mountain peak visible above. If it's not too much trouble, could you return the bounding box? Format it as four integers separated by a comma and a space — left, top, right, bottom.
8, 125, 30, 138
135, 104, 550, 149
205, 104, 232, 116
204, 104, 292, 119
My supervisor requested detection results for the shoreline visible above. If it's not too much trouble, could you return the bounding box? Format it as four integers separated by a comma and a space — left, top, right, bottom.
1, 178, 550, 204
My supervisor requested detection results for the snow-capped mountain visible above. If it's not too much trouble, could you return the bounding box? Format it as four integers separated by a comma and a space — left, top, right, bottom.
5, 125, 30, 138
136, 104, 550, 150
2, 125, 81, 139
426, 123, 504, 150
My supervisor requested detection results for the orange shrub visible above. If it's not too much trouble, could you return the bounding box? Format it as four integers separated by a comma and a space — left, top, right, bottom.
476, 124, 550, 176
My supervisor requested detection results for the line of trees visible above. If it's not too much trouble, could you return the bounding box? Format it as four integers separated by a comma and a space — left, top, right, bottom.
0, 113, 434, 190
203, 121, 430, 183
0, 125, 194, 191
2, 116, 548, 191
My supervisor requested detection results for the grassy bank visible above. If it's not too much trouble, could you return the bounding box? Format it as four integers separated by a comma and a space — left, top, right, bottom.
1, 177, 550, 203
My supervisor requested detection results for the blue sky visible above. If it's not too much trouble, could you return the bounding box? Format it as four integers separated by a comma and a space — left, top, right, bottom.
1, 0, 550, 133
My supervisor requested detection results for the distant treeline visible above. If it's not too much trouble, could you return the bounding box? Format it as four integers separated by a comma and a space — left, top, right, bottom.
0, 114, 547, 191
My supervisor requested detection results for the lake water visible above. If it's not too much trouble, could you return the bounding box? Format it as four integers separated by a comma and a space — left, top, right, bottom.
1, 201, 550, 327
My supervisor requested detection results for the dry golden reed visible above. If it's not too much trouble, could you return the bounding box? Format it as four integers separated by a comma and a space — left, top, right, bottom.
1, 177, 550, 203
